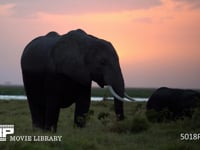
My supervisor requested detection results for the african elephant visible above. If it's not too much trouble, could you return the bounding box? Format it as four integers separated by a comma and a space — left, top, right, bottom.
21, 29, 134, 132
146, 87, 200, 122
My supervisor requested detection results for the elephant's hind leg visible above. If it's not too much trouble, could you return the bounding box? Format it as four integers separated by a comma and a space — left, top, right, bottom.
22, 71, 46, 130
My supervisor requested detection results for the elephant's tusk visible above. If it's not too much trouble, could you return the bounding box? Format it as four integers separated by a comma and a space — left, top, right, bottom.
107, 86, 129, 102
124, 93, 136, 101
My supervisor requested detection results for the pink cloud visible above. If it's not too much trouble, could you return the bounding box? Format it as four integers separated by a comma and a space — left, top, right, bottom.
174, 0, 200, 8
0, 3, 15, 16
0, 0, 162, 17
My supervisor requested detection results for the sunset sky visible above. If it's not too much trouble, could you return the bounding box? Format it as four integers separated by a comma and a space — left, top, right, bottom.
0, 0, 200, 89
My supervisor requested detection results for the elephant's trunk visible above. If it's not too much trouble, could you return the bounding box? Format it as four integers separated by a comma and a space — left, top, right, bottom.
106, 69, 136, 120
104, 65, 135, 120
108, 71, 125, 120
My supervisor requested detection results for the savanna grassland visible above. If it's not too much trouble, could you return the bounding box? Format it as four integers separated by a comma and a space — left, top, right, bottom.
0, 86, 200, 150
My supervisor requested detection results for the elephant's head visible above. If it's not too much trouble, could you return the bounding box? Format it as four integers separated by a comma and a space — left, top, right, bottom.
51, 29, 134, 120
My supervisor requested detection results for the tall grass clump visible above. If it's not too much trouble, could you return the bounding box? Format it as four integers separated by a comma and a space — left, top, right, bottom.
146, 108, 174, 123
130, 114, 150, 133
109, 107, 150, 134
191, 107, 200, 129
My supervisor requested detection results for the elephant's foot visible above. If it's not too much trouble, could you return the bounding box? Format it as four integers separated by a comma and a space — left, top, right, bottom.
32, 123, 57, 132
32, 123, 45, 132
74, 116, 87, 128
44, 126, 57, 132
116, 114, 125, 121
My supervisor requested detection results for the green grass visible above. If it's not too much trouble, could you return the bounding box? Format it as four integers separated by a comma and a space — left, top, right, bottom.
0, 100, 200, 150
0, 85, 25, 95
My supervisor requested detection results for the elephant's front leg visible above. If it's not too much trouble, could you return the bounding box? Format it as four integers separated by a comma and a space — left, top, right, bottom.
114, 98, 125, 121
44, 76, 60, 132
74, 86, 91, 127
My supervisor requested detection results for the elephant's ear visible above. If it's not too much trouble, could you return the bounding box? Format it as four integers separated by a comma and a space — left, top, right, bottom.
50, 32, 91, 86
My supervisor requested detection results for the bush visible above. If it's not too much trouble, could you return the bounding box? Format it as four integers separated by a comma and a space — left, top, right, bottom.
130, 115, 150, 133
109, 120, 130, 134
191, 107, 200, 129
98, 112, 110, 120
146, 109, 159, 122
98, 112, 110, 126
109, 113, 150, 134
146, 109, 173, 123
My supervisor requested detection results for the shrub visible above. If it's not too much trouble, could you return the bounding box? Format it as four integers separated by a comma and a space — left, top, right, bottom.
130, 115, 150, 133
109, 113, 150, 134
191, 107, 200, 129
98, 112, 110, 126
146, 109, 173, 123
131, 103, 143, 115
98, 112, 110, 120
109, 120, 130, 134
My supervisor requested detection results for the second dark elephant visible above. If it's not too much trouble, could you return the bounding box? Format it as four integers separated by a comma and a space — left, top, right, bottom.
146, 87, 200, 121
21, 29, 133, 132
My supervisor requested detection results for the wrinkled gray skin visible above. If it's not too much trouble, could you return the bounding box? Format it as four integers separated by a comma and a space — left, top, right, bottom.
21, 29, 125, 132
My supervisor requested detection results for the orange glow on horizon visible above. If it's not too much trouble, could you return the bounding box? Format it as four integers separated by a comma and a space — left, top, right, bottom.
35, 0, 200, 65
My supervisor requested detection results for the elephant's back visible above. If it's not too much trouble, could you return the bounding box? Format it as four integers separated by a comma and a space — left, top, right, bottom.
147, 87, 200, 110
147, 87, 175, 110
21, 36, 59, 73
